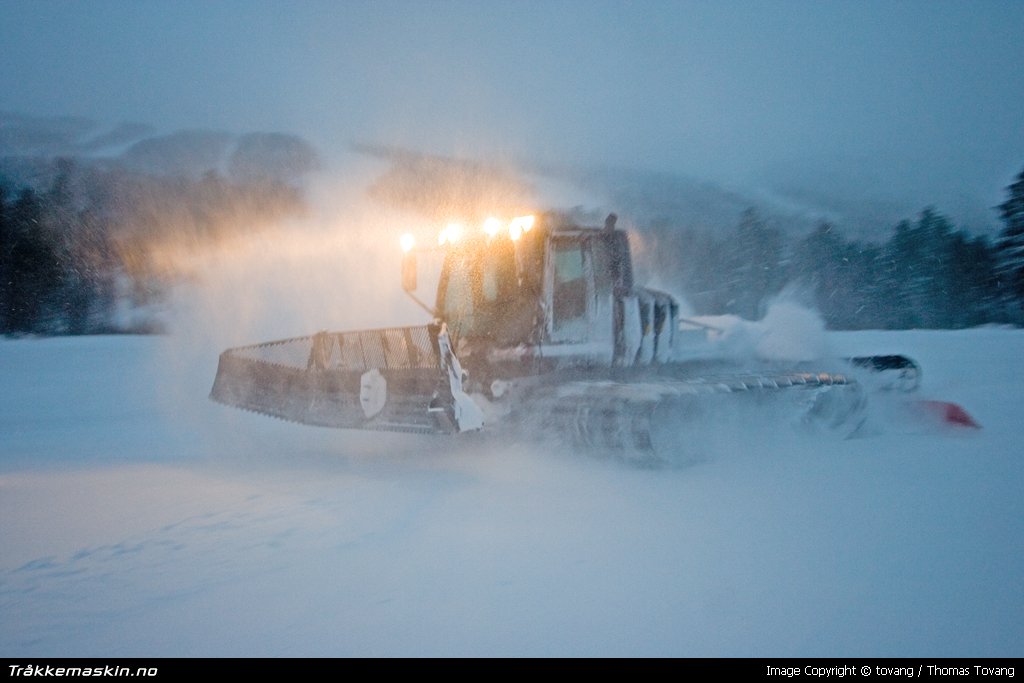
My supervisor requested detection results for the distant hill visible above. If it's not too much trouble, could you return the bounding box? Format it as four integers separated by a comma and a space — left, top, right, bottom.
0, 112, 319, 188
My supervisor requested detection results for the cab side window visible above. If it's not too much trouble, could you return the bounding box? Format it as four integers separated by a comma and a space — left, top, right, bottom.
552, 242, 588, 336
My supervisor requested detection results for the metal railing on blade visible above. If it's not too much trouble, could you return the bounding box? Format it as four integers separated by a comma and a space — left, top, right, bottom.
225, 326, 440, 373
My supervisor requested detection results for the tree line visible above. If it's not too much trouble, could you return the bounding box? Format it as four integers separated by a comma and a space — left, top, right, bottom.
0, 158, 306, 335
3, 159, 1024, 335
642, 167, 1024, 330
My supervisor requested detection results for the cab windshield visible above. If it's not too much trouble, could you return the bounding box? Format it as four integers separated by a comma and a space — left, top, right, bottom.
438, 238, 526, 344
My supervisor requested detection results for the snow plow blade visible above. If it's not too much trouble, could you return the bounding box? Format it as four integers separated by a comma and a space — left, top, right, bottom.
210, 323, 478, 435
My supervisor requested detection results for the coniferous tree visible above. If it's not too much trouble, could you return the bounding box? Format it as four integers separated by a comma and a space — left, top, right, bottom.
947, 231, 1000, 328
45, 158, 88, 333
914, 208, 956, 328
0, 185, 10, 332
895, 213, 928, 327
6, 188, 64, 333
996, 167, 1024, 321
858, 242, 897, 329
793, 221, 848, 328
727, 208, 783, 319
672, 226, 730, 314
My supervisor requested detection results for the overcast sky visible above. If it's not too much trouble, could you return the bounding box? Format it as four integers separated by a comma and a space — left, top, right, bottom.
2, 0, 1022, 228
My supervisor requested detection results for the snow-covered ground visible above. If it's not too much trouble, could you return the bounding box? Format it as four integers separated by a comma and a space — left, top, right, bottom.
1, 328, 1021, 656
